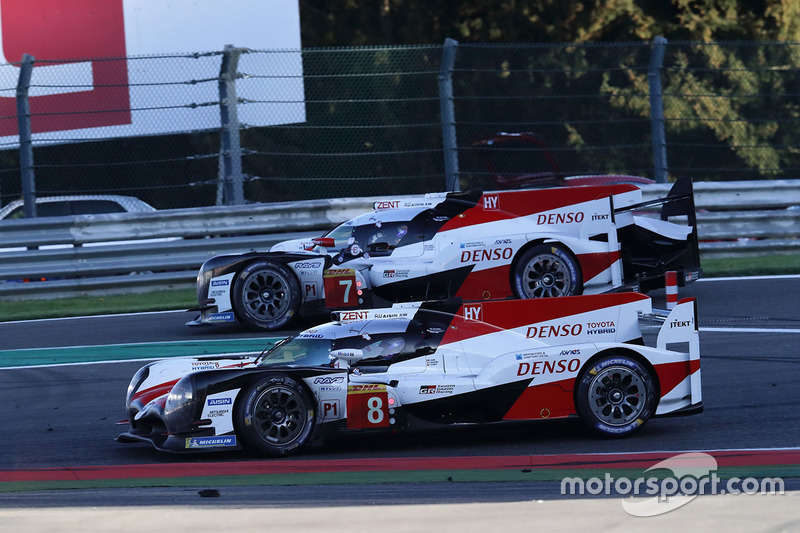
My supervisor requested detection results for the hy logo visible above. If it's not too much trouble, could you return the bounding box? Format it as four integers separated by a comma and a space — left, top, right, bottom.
483, 194, 499, 210
463, 304, 482, 321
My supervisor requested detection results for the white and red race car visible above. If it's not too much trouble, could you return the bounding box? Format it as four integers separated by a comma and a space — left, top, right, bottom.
120, 293, 702, 456
188, 179, 701, 330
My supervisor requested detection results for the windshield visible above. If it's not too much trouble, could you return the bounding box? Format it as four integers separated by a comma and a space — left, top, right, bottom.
323, 224, 355, 249
356, 222, 409, 249
257, 337, 333, 367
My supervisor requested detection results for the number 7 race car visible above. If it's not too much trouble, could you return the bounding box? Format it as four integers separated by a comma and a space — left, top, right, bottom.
187, 178, 701, 331
120, 292, 702, 456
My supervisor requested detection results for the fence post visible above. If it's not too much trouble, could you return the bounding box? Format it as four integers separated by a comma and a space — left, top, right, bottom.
218, 45, 245, 205
648, 36, 668, 184
16, 53, 36, 217
438, 38, 460, 192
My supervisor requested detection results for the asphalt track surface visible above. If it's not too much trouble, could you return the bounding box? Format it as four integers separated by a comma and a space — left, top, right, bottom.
1, 276, 799, 511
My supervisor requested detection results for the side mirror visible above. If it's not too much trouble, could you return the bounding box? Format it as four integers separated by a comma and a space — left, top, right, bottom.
313, 237, 335, 248
330, 348, 364, 364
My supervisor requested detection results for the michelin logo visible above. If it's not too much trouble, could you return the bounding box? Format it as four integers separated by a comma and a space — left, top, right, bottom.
206, 313, 235, 323
185, 435, 237, 448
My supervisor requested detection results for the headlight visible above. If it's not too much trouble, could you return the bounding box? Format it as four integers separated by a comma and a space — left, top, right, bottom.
125, 365, 150, 408
164, 376, 197, 434
197, 266, 213, 303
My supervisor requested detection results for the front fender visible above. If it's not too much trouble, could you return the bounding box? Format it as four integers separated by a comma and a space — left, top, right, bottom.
200, 251, 329, 278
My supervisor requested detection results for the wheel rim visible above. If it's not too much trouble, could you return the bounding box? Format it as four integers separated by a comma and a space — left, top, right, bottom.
240, 268, 292, 322
587, 365, 647, 426
519, 252, 574, 298
251, 385, 307, 445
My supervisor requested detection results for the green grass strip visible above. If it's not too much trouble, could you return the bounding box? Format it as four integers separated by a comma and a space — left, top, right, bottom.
700, 253, 800, 277
1, 465, 798, 493
3, 254, 800, 323
0, 288, 197, 322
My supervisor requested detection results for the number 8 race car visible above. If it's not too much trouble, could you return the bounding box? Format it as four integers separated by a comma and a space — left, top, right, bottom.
119, 292, 702, 456
187, 178, 701, 331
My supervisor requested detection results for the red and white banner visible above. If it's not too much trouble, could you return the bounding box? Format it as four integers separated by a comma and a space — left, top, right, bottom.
0, 0, 304, 146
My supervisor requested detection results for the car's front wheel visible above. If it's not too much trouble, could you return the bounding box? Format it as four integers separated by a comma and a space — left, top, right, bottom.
513, 244, 582, 299
232, 261, 300, 330
235, 374, 315, 456
575, 354, 657, 436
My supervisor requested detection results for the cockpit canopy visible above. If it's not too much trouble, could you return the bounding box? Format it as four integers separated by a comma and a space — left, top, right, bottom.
257, 318, 438, 370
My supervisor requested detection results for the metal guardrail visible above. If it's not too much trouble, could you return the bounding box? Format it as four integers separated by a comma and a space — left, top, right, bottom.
1, 181, 798, 301
642, 179, 800, 210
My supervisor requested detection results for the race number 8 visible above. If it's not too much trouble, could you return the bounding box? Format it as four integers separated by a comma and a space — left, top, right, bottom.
367, 396, 384, 424
346, 389, 390, 428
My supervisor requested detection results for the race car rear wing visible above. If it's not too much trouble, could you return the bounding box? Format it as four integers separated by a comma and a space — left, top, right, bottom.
613, 177, 696, 226
614, 178, 702, 289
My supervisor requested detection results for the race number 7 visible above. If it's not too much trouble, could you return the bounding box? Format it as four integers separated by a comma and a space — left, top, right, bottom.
323, 269, 358, 308
338, 279, 352, 303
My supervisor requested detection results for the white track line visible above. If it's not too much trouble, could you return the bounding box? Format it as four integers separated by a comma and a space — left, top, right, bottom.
698, 274, 800, 282
700, 327, 800, 334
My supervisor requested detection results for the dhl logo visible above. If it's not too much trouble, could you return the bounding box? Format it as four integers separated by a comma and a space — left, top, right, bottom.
348, 384, 387, 394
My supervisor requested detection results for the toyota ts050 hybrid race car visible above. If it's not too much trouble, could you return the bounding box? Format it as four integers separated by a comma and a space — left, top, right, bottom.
119, 292, 702, 456
188, 178, 701, 331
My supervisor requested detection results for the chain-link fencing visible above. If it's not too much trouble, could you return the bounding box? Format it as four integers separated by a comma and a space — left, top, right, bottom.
1, 39, 798, 211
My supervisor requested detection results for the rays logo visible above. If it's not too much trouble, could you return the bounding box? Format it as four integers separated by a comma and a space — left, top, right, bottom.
294, 262, 322, 269
314, 376, 345, 384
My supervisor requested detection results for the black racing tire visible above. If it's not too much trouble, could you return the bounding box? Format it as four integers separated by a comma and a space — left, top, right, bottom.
232, 261, 300, 330
575, 354, 657, 437
513, 244, 582, 299
234, 374, 315, 456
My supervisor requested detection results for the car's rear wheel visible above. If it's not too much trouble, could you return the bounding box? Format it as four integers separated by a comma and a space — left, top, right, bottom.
575, 354, 657, 436
513, 244, 582, 299
232, 261, 300, 330
235, 374, 315, 456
